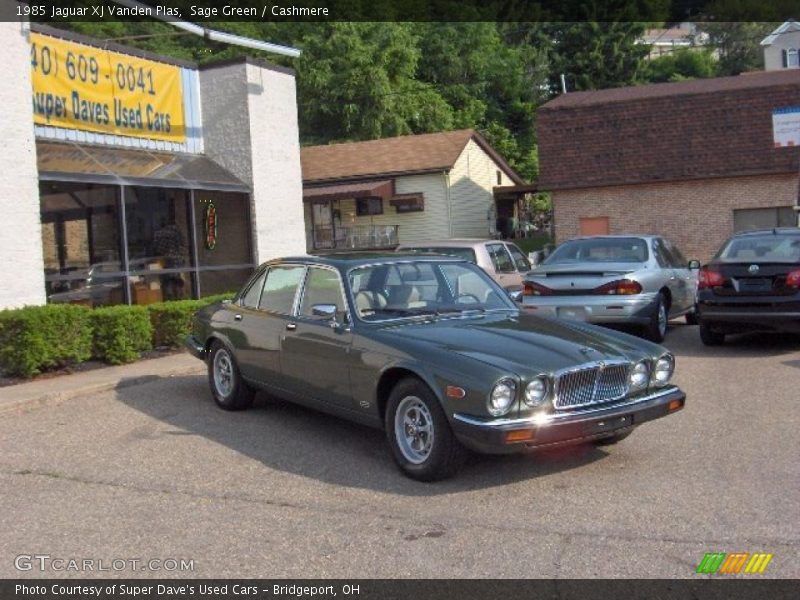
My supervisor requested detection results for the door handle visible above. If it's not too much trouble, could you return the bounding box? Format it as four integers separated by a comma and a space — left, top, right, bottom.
286, 323, 297, 331
234, 314, 243, 321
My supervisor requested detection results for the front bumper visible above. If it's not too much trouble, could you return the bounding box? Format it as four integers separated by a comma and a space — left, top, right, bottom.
451, 386, 685, 454
520, 292, 658, 325
184, 335, 207, 360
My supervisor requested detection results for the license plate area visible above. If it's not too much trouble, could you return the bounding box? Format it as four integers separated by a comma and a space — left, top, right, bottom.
594, 414, 632, 433
557, 307, 587, 321
735, 278, 772, 293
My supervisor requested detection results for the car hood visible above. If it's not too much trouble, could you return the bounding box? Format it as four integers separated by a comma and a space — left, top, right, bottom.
380, 312, 660, 377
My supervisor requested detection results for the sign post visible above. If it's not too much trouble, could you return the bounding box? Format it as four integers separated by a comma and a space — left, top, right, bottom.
772, 107, 800, 227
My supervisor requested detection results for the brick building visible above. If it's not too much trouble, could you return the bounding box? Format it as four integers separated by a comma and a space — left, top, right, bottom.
537, 69, 800, 262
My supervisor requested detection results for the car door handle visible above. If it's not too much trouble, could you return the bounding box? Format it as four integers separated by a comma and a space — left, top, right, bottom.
286, 323, 297, 331
234, 314, 243, 321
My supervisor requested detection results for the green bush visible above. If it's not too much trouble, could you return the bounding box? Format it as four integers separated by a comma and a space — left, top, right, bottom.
148, 292, 234, 348
0, 304, 93, 377
91, 305, 153, 365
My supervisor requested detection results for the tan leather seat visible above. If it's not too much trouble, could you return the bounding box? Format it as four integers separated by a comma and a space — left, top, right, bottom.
387, 285, 424, 308
355, 291, 387, 315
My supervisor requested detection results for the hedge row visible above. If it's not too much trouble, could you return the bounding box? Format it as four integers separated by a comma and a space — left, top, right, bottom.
0, 293, 233, 377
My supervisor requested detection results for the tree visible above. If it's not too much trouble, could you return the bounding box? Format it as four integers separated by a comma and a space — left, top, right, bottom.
640, 47, 718, 82
696, 22, 776, 75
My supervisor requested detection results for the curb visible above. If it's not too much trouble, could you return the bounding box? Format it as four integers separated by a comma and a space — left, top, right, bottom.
0, 363, 205, 417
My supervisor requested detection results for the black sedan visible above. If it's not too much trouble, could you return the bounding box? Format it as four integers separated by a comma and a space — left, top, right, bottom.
696, 228, 800, 345
186, 254, 686, 481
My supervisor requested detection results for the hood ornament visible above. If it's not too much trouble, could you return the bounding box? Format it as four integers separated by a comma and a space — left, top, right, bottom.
748, 264, 760, 274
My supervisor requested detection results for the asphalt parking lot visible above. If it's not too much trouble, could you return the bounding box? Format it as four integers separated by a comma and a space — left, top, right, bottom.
0, 322, 798, 579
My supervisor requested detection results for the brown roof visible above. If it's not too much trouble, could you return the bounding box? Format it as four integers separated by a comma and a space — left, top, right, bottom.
538, 70, 800, 190
301, 129, 523, 184
302, 180, 393, 203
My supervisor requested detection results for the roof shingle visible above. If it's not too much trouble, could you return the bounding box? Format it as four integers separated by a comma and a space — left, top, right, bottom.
301, 129, 522, 184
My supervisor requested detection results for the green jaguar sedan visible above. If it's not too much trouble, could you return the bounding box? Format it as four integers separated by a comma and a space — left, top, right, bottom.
185, 254, 686, 481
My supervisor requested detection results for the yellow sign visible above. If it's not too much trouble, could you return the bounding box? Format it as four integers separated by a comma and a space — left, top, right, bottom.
30, 32, 186, 142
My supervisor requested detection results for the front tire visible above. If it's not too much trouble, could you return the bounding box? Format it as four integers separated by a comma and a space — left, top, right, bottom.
644, 293, 668, 343
699, 321, 726, 346
385, 378, 467, 481
207, 341, 254, 410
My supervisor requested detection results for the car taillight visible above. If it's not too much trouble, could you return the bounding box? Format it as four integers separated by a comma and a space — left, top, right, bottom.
523, 282, 553, 296
698, 267, 725, 290
592, 279, 642, 295
787, 269, 800, 289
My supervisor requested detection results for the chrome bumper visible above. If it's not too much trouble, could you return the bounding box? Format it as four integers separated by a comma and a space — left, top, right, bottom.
451, 386, 685, 454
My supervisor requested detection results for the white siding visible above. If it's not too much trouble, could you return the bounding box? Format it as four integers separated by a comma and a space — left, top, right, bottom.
0, 20, 46, 308
764, 32, 800, 70
449, 139, 514, 238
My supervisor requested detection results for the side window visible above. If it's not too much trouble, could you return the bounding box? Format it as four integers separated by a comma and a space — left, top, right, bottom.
299, 267, 346, 322
486, 244, 515, 273
259, 266, 306, 314
664, 240, 688, 268
652, 240, 670, 268
240, 269, 267, 309
506, 244, 531, 272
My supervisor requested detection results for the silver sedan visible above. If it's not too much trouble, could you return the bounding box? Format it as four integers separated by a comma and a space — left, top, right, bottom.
521, 235, 699, 342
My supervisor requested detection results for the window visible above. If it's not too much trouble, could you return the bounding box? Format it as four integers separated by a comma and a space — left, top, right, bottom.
486, 243, 515, 273
579, 216, 609, 236
717, 233, 800, 263
733, 207, 796, 232
652, 239, 672, 268
356, 197, 383, 216
496, 170, 502, 185
240, 269, 267, 309
259, 266, 305, 314
546, 237, 649, 264
505, 243, 531, 272
299, 267, 346, 322
406, 247, 477, 263
663, 239, 689, 268
789, 48, 799, 67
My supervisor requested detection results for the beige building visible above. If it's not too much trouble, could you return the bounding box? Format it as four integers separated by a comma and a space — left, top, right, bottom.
300, 130, 524, 252
762, 20, 800, 70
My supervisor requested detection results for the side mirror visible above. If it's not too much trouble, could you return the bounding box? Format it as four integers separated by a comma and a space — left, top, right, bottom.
311, 304, 338, 320
507, 289, 523, 302
688, 260, 701, 270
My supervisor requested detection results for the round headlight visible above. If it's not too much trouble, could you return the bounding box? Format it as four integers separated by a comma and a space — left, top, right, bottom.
524, 377, 549, 407
653, 354, 674, 386
629, 361, 649, 390
488, 379, 516, 416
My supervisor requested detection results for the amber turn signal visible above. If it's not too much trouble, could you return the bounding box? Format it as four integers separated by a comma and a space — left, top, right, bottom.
668, 399, 684, 411
505, 429, 535, 443
445, 385, 466, 399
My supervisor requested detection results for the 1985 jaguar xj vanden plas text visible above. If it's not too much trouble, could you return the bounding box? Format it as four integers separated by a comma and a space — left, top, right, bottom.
186, 255, 686, 481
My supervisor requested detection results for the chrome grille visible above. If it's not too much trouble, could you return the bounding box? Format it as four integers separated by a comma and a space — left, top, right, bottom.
554, 363, 630, 410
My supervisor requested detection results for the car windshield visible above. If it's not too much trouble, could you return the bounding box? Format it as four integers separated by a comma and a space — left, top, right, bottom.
403, 247, 477, 263
544, 237, 649, 264
716, 234, 800, 263
349, 260, 515, 322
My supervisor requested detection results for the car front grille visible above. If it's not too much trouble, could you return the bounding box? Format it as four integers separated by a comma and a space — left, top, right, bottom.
554, 363, 630, 410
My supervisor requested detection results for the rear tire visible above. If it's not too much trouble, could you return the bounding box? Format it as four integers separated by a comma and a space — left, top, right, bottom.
385, 377, 467, 481
207, 341, 254, 410
699, 321, 726, 346
644, 293, 668, 343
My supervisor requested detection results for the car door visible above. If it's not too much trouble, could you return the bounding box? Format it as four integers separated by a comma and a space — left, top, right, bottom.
652, 238, 688, 314
235, 264, 306, 390
486, 243, 518, 289
662, 238, 696, 312
280, 265, 355, 410
504, 242, 532, 289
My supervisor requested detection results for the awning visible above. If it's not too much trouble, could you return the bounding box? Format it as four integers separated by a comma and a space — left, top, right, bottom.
389, 193, 424, 211
303, 179, 394, 203
36, 141, 249, 192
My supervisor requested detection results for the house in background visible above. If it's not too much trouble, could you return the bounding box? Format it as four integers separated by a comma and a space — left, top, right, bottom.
300, 129, 524, 252
536, 69, 800, 262
641, 23, 707, 59
761, 20, 800, 70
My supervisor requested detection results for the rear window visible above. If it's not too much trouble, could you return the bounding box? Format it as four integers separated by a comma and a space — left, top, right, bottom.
404, 247, 477, 263
545, 238, 649, 264
716, 234, 800, 263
